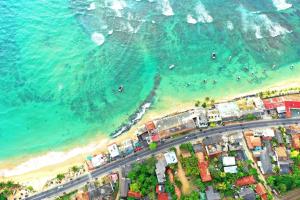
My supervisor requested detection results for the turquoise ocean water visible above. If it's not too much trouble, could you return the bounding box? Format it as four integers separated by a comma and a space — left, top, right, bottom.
0, 0, 300, 160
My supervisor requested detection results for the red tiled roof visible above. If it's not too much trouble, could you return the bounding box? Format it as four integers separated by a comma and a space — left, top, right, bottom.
151, 133, 160, 142
285, 101, 300, 118
263, 97, 285, 110
292, 134, 300, 149
255, 183, 267, 200
198, 161, 212, 182
128, 191, 142, 199
146, 121, 156, 131
158, 193, 169, 200
236, 176, 256, 186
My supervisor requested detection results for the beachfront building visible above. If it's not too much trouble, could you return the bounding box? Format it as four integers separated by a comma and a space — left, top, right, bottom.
120, 139, 134, 155
263, 94, 300, 118
194, 107, 208, 128
91, 154, 108, 168
107, 143, 120, 159
207, 109, 222, 123
215, 102, 241, 122
236, 97, 265, 118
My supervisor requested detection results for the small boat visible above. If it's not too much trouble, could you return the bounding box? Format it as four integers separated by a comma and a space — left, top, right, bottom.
108, 30, 113, 35
211, 52, 216, 60
237, 76, 241, 81
203, 79, 207, 84
272, 64, 276, 69
118, 85, 124, 93
290, 65, 294, 69
169, 64, 175, 70
151, 20, 156, 24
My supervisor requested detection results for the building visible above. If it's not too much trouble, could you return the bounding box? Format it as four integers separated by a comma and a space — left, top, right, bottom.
258, 149, 273, 175
120, 178, 130, 199
263, 95, 300, 118
164, 151, 178, 165
75, 191, 89, 200
275, 146, 288, 161
194, 107, 208, 128
222, 156, 236, 166
236, 97, 265, 118
91, 154, 108, 168
215, 102, 241, 121
157, 193, 169, 200
255, 183, 267, 200
239, 187, 256, 200
292, 134, 300, 149
193, 143, 203, 153
203, 136, 224, 157
198, 161, 212, 182
155, 157, 167, 183
236, 176, 256, 187
121, 139, 134, 155
254, 128, 275, 139
207, 109, 222, 123
205, 186, 221, 200
107, 143, 120, 159
244, 131, 262, 151
275, 131, 284, 145
224, 166, 238, 173
127, 191, 142, 199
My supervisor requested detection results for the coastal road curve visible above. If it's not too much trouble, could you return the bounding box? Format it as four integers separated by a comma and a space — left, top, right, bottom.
26, 118, 300, 200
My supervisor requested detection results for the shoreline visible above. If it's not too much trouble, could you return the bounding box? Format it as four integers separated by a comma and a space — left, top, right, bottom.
1, 77, 300, 191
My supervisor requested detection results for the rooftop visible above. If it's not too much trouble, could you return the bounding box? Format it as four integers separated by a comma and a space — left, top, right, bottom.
164, 151, 178, 165
198, 161, 212, 182
275, 146, 288, 159
255, 183, 267, 200
239, 187, 256, 200
236, 176, 256, 187
205, 186, 221, 200
215, 102, 240, 119
222, 156, 236, 166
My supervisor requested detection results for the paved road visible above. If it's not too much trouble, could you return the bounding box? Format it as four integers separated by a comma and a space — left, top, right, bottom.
26, 118, 300, 200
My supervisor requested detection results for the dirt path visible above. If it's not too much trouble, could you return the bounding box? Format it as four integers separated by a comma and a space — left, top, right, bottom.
176, 147, 191, 195
280, 188, 300, 200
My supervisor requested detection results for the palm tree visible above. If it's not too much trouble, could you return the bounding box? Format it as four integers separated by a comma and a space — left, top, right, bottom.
205, 97, 210, 102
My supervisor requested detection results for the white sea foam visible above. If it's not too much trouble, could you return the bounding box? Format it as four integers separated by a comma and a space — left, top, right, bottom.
108, 30, 114, 35
272, 0, 292, 11
87, 2, 96, 11
259, 14, 291, 37
160, 0, 174, 16
91, 32, 105, 46
195, 2, 213, 23
110, 0, 126, 17
253, 25, 263, 39
187, 14, 197, 24
239, 6, 291, 39
112, 102, 151, 138
227, 21, 234, 30
0, 140, 109, 177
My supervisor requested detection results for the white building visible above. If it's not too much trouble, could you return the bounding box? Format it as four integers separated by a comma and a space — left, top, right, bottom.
207, 109, 222, 123
222, 156, 236, 166
164, 151, 178, 165
224, 166, 237, 173
108, 143, 120, 158
194, 108, 208, 128
253, 128, 275, 137
216, 102, 241, 121
91, 154, 107, 167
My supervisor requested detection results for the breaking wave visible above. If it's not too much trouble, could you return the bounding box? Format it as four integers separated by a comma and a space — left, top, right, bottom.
272, 0, 292, 11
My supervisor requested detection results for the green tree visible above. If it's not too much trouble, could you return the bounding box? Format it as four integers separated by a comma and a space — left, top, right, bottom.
130, 183, 140, 192
195, 100, 201, 107
278, 183, 287, 193
56, 174, 65, 181
71, 166, 80, 173
149, 142, 157, 150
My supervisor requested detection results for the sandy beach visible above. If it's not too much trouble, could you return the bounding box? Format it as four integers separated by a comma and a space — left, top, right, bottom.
1, 74, 300, 191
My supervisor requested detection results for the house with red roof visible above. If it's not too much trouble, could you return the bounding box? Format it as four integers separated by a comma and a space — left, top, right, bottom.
128, 191, 142, 199
292, 134, 300, 149
198, 161, 212, 182
158, 193, 169, 200
235, 176, 256, 187
255, 183, 267, 200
